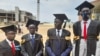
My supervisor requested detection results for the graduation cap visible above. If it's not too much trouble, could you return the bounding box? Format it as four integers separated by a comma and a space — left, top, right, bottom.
26, 19, 40, 27
75, 1, 94, 11
53, 14, 68, 28
0, 25, 17, 33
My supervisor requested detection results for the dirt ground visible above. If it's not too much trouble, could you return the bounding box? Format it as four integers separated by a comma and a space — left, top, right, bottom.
0, 23, 74, 56
0, 23, 74, 44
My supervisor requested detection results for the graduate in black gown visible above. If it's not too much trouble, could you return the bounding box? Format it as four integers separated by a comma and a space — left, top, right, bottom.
45, 14, 72, 56
73, 1, 100, 56
21, 19, 43, 56
0, 25, 22, 56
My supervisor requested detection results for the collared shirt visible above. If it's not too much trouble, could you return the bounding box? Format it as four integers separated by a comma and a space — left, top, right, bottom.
81, 19, 91, 36
29, 34, 35, 39
6, 38, 15, 47
56, 29, 62, 37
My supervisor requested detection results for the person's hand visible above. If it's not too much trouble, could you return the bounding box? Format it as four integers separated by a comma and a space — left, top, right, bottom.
36, 54, 40, 56
97, 36, 100, 40
73, 36, 79, 40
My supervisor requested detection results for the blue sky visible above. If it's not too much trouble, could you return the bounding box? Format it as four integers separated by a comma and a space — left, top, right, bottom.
0, 0, 94, 23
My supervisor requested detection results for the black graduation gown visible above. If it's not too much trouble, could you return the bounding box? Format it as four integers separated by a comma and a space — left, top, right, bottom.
73, 20, 100, 56
45, 28, 72, 56
0, 40, 22, 56
45, 38, 72, 56
21, 33, 43, 56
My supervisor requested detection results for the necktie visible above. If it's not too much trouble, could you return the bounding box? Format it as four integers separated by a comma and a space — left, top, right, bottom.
57, 30, 60, 37
11, 42, 15, 56
84, 21, 87, 40
57, 30, 61, 55
31, 35, 35, 46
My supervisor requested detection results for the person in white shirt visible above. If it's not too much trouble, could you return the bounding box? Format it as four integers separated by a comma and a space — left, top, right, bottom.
0, 25, 22, 56
21, 19, 43, 56
73, 1, 100, 56
45, 14, 72, 56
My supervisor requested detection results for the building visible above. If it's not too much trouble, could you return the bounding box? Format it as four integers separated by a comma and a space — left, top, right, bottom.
0, 7, 36, 24
91, 0, 100, 20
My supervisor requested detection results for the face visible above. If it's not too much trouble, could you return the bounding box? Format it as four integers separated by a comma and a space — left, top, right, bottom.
54, 18, 63, 29
78, 12, 82, 21
78, 15, 82, 21
5, 31, 16, 41
81, 7, 91, 21
27, 24, 36, 34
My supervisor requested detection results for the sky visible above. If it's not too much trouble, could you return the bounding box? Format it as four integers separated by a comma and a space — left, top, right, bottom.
0, 0, 94, 23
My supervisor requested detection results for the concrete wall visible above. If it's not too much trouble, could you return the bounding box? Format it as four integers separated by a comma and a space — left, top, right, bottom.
15, 7, 20, 22
0, 7, 36, 23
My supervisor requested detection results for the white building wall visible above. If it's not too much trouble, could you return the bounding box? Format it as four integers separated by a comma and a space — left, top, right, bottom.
15, 7, 20, 22
20, 11, 26, 22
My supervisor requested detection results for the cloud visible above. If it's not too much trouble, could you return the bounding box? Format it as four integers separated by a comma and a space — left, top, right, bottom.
0, 0, 37, 16
41, 0, 70, 12
0, 0, 94, 22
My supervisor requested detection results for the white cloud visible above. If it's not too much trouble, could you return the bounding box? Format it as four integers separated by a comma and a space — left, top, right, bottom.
0, 0, 94, 22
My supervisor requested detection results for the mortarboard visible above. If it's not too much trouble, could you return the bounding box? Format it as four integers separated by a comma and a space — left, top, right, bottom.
53, 14, 69, 28
53, 14, 68, 22
26, 19, 40, 27
0, 25, 17, 33
75, 1, 94, 11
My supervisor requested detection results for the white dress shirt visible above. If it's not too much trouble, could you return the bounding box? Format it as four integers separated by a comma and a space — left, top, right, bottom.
79, 19, 91, 56
6, 38, 15, 47
56, 29, 62, 37
81, 19, 91, 36
29, 34, 35, 39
